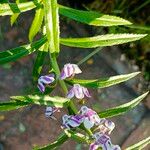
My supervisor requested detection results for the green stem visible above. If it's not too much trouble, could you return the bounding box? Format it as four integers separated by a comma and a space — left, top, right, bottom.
77, 47, 102, 66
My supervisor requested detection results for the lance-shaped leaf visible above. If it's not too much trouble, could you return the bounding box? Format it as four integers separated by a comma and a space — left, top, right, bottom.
33, 132, 69, 150
98, 92, 149, 118
66, 72, 140, 88
59, 5, 131, 26
32, 43, 48, 81
0, 1, 41, 16
125, 136, 150, 150
11, 95, 70, 108
10, 0, 20, 26
60, 34, 147, 48
43, 0, 60, 54
0, 101, 29, 111
0, 36, 47, 65
29, 7, 44, 42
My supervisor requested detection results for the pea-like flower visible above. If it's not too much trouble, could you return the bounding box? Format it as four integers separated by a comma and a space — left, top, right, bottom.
62, 114, 84, 129
45, 106, 59, 120
98, 119, 115, 135
60, 63, 82, 80
37, 74, 55, 93
67, 84, 91, 99
90, 133, 121, 150
80, 106, 102, 129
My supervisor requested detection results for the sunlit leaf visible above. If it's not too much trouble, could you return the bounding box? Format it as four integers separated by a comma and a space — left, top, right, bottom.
60, 34, 147, 48
0, 101, 29, 111
66, 72, 140, 88
33, 132, 69, 150
0, 36, 47, 64
59, 5, 132, 26
11, 95, 70, 108
98, 92, 149, 118
10, 0, 20, 25
29, 7, 44, 42
0, 1, 41, 16
125, 136, 150, 150
43, 0, 60, 54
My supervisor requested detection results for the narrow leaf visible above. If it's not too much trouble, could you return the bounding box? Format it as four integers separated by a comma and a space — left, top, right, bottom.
11, 95, 70, 108
59, 5, 132, 26
0, 36, 47, 64
60, 34, 147, 48
43, 0, 60, 54
66, 72, 140, 88
98, 92, 149, 118
32, 43, 48, 81
33, 132, 69, 150
0, 1, 41, 16
29, 7, 44, 42
10, 0, 20, 26
125, 136, 150, 150
0, 101, 29, 111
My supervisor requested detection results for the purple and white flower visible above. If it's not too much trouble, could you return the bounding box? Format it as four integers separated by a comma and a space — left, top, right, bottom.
80, 106, 102, 129
60, 63, 82, 80
98, 120, 115, 135
37, 74, 55, 93
45, 106, 59, 120
62, 114, 84, 129
90, 133, 121, 150
67, 84, 91, 99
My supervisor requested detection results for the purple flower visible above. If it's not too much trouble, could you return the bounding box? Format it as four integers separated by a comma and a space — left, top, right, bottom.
98, 119, 115, 135
37, 74, 55, 93
90, 133, 121, 150
62, 114, 84, 129
45, 106, 59, 120
60, 63, 82, 80
67, 84, 91, 99
80, 106, 102, 129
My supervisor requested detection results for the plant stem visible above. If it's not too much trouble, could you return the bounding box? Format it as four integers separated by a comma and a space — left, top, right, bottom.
77, 47, 102, 66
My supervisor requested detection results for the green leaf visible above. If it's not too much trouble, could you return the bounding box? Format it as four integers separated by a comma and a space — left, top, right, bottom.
125, 136, 150, 150
29, 7, 44, 42
33, 132, 69, 150
0, 1, 41, 16
66, 72, 140, 88
32, 43, 48, 81
98, 92, 149, 118
60, 34, 147, 48
0, 101, 29, 111
59, 4, 132, 26
43, 0, 60, 54
11, 13, 19, 25
64, 130, 90, 144
0, 36, 47, 65
11, 95, 70, 108
10, 0, 20, 26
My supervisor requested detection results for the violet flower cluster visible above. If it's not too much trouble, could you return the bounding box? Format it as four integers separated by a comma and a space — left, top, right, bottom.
62, 106, 120, 150
37, 63, 121, 150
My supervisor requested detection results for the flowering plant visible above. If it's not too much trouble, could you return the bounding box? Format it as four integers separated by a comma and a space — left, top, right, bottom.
0, 0, 149, 150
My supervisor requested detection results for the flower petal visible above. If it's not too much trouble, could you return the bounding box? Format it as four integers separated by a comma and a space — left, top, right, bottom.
83, 117, 94, 129
67, 88, 75, 99
40, 76, 55, 84
83, 87, 91, 98
73, 64, 82, 74
37, 82, 45, 93
89, 143, 99, 150
74, 84, 84, 99
45, 106, 53, 117
64, 63, 74, 78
